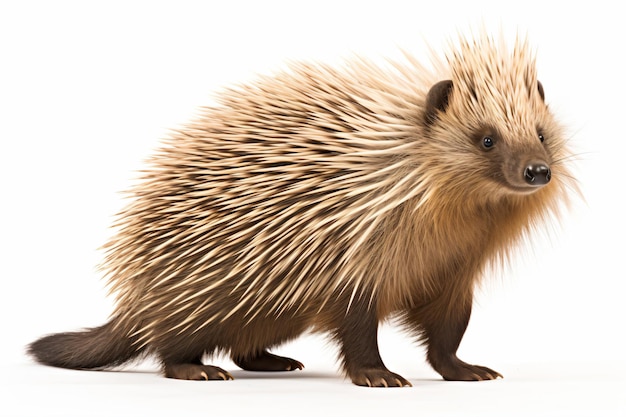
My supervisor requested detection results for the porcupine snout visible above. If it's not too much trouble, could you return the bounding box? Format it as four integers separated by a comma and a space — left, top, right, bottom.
523, 162, 551, 186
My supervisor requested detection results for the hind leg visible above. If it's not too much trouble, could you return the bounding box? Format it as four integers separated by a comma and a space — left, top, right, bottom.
233, 350, 304, 372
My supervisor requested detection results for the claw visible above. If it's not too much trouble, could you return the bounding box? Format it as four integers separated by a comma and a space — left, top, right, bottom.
200, 371, 209, 381
218, 371, 234, 380
395, 378, 412, 387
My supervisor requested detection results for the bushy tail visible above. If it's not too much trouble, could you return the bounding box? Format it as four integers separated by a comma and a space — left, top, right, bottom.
28, 317, 141, 370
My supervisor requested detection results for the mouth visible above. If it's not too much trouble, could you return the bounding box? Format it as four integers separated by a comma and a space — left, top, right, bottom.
504, 183, 548, 195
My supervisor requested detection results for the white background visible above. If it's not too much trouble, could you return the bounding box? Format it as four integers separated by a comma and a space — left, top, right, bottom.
1, 1, 624, 416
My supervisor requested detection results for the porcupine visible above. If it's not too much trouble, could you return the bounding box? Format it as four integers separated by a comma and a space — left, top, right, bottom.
28, 33, 574, 387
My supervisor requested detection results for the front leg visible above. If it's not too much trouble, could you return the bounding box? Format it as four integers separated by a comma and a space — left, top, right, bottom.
407, 287, 502, 381
335, 296, 412, 387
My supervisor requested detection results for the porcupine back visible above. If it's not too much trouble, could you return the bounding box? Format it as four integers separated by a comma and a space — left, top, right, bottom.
102, 58, 439, 344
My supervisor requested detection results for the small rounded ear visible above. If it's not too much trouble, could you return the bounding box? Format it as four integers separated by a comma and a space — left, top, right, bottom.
425, 80, 453, 125
537, 80, 545, 102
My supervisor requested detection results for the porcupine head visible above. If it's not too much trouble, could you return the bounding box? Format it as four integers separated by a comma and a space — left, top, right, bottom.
27, 33, 574, 387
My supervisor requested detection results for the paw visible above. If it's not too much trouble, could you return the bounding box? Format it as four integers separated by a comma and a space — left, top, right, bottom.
435, 357, 502, 381
234, 351, 304, 372
349, 368, 412, 387
164, 363, 234, 381
275, 357, 305, 372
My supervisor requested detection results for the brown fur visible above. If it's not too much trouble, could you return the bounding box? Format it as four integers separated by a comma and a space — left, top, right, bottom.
28, 33, 575, 387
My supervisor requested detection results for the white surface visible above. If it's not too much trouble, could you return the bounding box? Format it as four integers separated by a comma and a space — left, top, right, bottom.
1, 1, 625, 416
5, 357, 626, 417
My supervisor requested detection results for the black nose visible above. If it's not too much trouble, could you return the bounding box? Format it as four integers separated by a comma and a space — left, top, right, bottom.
524, 163, 551, 185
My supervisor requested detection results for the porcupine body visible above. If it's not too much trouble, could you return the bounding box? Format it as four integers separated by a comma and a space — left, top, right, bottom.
29, 33, 574, 387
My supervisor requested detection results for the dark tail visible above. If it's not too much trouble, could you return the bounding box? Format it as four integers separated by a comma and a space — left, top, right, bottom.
28, 317, 141, 370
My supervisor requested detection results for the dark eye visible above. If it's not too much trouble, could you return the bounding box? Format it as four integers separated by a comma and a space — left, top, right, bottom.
538, 133, 545, 143
482, 136, 494, 149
